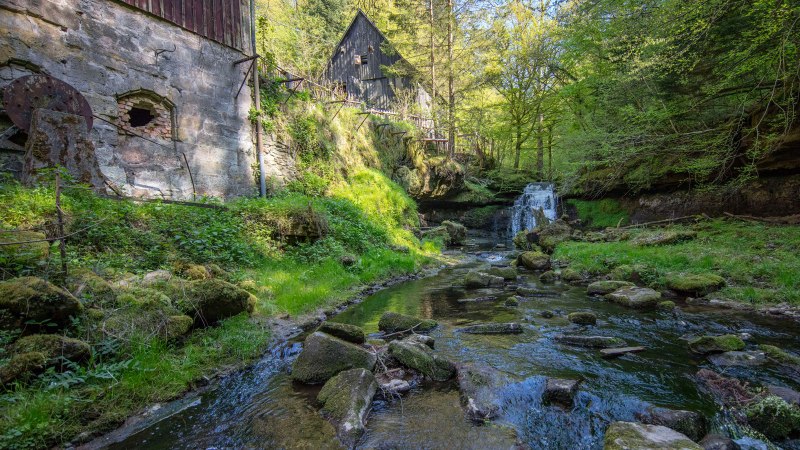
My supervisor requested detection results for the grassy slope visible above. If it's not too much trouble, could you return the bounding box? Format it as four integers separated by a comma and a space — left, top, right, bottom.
554, 220, 800, 305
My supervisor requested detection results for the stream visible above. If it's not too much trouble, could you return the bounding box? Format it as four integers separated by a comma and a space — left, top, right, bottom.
105, 245, 800, 449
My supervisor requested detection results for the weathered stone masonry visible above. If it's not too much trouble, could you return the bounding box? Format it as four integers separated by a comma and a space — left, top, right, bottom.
0, 0, 291, 199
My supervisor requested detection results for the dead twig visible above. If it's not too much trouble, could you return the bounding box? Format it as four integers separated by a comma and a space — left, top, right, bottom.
618, 214, 708, 229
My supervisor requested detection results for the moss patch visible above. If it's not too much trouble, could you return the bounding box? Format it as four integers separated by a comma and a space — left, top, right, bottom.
688, 335, 745, 354
666, 273, 725, 296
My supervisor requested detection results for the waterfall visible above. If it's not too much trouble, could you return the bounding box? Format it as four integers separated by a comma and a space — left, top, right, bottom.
509, 183, 558, 237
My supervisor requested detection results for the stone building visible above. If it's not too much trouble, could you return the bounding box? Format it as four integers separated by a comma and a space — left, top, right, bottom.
0, 0, 292, 199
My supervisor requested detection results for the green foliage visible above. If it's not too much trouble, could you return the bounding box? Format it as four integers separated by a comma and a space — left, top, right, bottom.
744, 395, 800, 440
567, 199, 630, 228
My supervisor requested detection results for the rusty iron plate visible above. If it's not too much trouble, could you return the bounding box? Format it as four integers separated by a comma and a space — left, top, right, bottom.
2, 74, 93, 132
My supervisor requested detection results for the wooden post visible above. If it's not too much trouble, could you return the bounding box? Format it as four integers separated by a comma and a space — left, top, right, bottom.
250, 0, 266, 197
55, 171, 67, 279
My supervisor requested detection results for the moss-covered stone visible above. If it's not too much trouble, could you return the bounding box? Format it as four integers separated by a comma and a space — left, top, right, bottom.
441, 220, 467, 245
0, 276, 82, 331
13, 334, 91, 367
539, 270, 558, 283
116, 287, 172, 309
759, 344, 800, 369
744, 395, 800, 440
291, 332, 377, 384
171, 278, 256, 327
605, 287, 662, 308
568, 312, 597, 326
587, 280, 635, 296
518, 251, 551, 271
609, 264, 648, 282
388, 339, 456, 381
378, 312, 437, 334
183, 264, 211, 280
504, 296, 520, 307
464, 271, 504, 289
0, 231, 49, 267
318, 321, 366, 344
67, 268, 116, 305
604, 421, 702, 450
317, 368, 378, 448
666, 273, 726, 296
513, 231, 538, 251
163, 315, 193, 339
420, 226, 451, 245
657, 301, 677, 311
0, 352, 47, 385
631, 230, 697, 246
537, 220, 573, 253
561, 268, 583, 282
555, 335, 626, 348
457, 363, 506, 421
487, 266, 517, 281
688, 335, 745, 355
458, 323, 523, 335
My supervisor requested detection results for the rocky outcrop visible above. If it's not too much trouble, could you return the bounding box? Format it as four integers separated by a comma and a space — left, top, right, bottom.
378, 312, 437, 334
0, 277, 82, 332
605, 287, 662, 308
318, 322, 366, 344
291, 332, 377, 384
388, 338, 455, 381
517, 251, 551, 270
317, 368, 378, 447
457, 363, 507, 421
604, 422, 702, 450
688, 335, 745, 355
636, 406, 706, 442
458, 323, 524, 335
587, 280, 635, 296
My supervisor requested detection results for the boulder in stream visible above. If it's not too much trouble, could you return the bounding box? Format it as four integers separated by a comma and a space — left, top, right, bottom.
708, 351, 766, 367
604, 421, 702, 450
406, 333, 435, 349
555, 335, 626, 349
568, 312, 597, 326
441, 220, 467, 246
378, 312, 437, 334
464, 271, 505, 289
457, 363, 507, 421
587, 280, 635, 296
636, 406, 707, 442
488, 266, 518, 281
539, 270, 558, 283
317, 368, 378, 447
543, 378, 580, 407
517, 251, 551, 271
605, 286, 662, 309
317, 322, 366, 344
688, 335, 745, 355
666, 273, 726, 296
698, 434, 739, 450
458, 323, 524, 335
388, 338, 456, 381
291, 332, 377, 384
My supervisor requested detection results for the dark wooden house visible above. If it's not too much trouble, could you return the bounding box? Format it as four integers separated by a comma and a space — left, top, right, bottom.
324, 11, 432, 114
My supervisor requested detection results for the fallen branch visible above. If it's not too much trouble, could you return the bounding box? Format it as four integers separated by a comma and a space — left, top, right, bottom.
723, 212, 800, 224
381, 323, 422, 339
618, 214, 707, 229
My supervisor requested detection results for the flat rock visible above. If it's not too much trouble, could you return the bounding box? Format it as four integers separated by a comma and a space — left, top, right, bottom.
708, 351, 766, 367
317, 368, 378, 447
587, 280, 635, 295
636, 406, 707, 442
291, 332, 377, 384
601, 346, 645, 358
458, 323, 524, 335
604, 421, 702, 450
381, 378, 411, 395
555, 335, 626, 349
406, 334, 435, 349
388, 338, 456, 381
518, 251, 551, 270
688, 335, 745, 355
488, 266, 517, 281
457, 363, 507, 421
605, 287, 662, 309
465, 271, 505, 289
543, 378, 580, 407
317, 322, 366, 344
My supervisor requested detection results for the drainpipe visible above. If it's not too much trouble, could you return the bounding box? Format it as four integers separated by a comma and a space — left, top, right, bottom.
250, 0, 266, 197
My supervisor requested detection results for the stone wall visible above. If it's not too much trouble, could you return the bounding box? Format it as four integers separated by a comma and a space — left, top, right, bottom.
0, 0, 294, 200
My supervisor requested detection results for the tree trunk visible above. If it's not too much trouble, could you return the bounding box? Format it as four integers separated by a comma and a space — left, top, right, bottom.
514, 127, 522, 169
447, 0, 455, 158
536, 113, 544, 179
547, 125, 553, 181
429, 0, 436, 102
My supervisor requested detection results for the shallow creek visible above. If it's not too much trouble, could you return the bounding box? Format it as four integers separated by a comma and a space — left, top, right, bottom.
108, 250, 800, 449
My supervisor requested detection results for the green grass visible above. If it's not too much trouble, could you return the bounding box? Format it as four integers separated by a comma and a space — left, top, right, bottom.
553, 219, 800, 305
567, 198, 630, 228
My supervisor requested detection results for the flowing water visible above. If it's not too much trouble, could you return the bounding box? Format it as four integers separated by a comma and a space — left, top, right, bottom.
509, 183, 558, 237
107, 249, 800, 450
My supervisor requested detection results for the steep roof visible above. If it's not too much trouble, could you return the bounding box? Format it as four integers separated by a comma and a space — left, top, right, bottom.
326, 10, 413, 74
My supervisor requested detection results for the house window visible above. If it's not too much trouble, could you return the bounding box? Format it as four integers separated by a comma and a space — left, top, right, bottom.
355, 54, 368, 65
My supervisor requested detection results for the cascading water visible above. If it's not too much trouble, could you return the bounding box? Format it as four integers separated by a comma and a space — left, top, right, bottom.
509, 182, 558, 237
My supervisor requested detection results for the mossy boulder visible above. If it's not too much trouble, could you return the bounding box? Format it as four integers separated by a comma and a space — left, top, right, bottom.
318, 322, 366, 344
317, 368, 378, 447
458, 323, 523, 335
0, 230, 49, 268
587, 280, 635, 296
388, 338, 456, 381
666, 273, 725, 296
292, 332, 377, 384
0, 277, 82, 332
0, 352, 47, 385
183, 264, 211, 280
539, 270, 558, 283
504, 296, 520, 307
636, 407, 707, 442
561, 268, 583, 282
67, 269, 116, 305
568, 312, 597, 326
604, 421, 702, 450
744, 395, 800, 440
513, 231, 538, 251
172, 279, 256, 326
537, 220, 573, 253
487, 266, 517, 281
441, 220, 467, 245
457, 363, 507, 421
378, 312, 437, 334
657, 301, 677, 311
609, 264, 648, 283
555, 335, 626, 348
105, 288, 189, 341
631, 230, 697, 246
13, 334, 91, 367
688, 335, 745, 355
163, 315, 193, 339
759, 344, 800, 370
464, 271, 504, 289
605, 287, 661, 309
420, 226, 451, 245
518, 251, 551, 271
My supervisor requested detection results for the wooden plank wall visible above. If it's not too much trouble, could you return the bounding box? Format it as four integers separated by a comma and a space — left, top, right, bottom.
120, 0, 246, 51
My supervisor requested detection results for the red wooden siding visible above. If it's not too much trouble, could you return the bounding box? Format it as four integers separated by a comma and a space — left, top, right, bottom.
120, 0, 246, 51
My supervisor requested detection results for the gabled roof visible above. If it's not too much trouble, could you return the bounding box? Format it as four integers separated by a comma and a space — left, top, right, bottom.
326, 10, 411, 72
